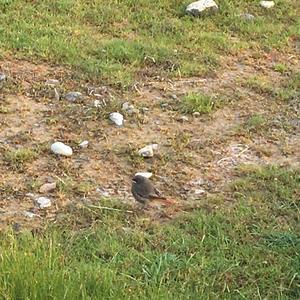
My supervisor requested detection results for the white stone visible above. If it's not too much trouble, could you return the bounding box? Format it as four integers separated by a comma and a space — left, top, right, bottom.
23, 211, 37, 218
260, 1, 275, 8
65, 91, 82, 102
109, 112, 124, 126
39, 182, 57, 193
240, 13, 255, 20
36, 197, 51, 209
0, 73, 6, 81
178, 116, 189, 122
79, 140, 89, 148
46, 79, 59, 86
186, 0, 218, 16
138, 145, 154, 158
94, 99, 101, 107
96, 188, 110, 197
194, 188, 206, 195
135, 172, 153, 178
51, 142, 73, 156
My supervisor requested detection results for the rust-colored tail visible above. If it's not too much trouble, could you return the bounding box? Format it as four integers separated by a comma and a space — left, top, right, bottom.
150, 198, 176, 206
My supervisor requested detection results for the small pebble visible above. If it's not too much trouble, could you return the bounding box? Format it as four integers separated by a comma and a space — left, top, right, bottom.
79, 140, 89, 148
65, 91, 82, 102
51, 142, 73, 156
178, 116, 189, 122
0, 73, 6, 81
96, 188, 110, 197
94, 99, 101, 107
141, 107, 149, 113
109, 112, 124, 126
23, 211, 37, 218
260, 1, 275, 8
46, 79, 59, 86
240, 13, 255, 20
194, 188, 206, 195
193, 112, 201, 117
39, 182, 57, 193
36, 197, 51, 209
160, 103, 169, 108
138, 145, 155, 158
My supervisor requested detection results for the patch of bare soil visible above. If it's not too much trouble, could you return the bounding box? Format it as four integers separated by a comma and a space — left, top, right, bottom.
0, 52, 299, 230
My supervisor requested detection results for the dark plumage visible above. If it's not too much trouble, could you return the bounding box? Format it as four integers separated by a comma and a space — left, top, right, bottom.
131, 175, 165, 204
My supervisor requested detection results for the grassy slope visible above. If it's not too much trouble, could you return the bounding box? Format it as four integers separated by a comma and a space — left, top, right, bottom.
0, 0, 299, 86
0, 166, 299, 299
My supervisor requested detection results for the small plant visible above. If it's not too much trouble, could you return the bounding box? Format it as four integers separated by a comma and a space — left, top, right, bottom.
244, 114, 266, 132
4, 148, 37, 168
273, 63, 288, 74
76, 181, 94, 195
180, 92, 214, 114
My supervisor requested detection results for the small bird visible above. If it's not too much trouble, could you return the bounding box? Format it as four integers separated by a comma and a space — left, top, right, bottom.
131, 175, 173, 206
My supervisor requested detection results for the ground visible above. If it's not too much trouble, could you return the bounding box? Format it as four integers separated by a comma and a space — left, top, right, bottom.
0, 51, 299, 229
0, 0, 299, 298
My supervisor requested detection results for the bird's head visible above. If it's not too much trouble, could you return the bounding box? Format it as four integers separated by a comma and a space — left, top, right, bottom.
132, 175, 146, 184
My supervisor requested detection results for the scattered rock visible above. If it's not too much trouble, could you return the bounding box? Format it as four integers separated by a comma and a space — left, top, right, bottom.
178, 116, 189, 122
39, 182, 57, 193
240, 13, 255, 20
23, 211, 38, 218
36, 197, 52, 209
25, 193, 35, 199
170, 94, 178, 100
0, 73, 6, 81
186, 0, 218, 17
96, 187, 110, 197
94, 99, 101, 107
138, 144, 158, 158
190, 178, 205, 186
160, 103, 169, 108
51, 142, 73, 156
65, 91, 82, 102
194, 188, 206, 195
193, 112, 201, 117
79, 140, 89, 148
135, 172, 153, 178
46, 79, 59, 86
141, 107, 149, 114
122, 102, 138, 114
109, 112, 124, 126
260, 1, 275, 8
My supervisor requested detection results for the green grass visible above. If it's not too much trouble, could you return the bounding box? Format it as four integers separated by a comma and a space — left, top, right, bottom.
244, 114, 267, 133
4, 148, 38, 169
0, 0, 299, 86
0, 166, 299, 299
180, 92, 215, 114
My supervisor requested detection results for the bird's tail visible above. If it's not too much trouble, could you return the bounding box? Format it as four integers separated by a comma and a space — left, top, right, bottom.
151, 198, 176, 206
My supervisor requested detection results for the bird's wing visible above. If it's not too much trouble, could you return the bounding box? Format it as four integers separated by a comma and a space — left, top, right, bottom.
148, 189, 166, 200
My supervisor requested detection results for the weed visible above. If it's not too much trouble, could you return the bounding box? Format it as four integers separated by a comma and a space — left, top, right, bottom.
180, 92, 214, 114
244, 114, 267, 132
4, 148, 37, 168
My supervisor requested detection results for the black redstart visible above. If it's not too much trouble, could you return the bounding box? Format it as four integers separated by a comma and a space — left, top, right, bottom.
131, 175, 172, 205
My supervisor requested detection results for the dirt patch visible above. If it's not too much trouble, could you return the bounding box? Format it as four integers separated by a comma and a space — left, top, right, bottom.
0, 53, 299, 229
